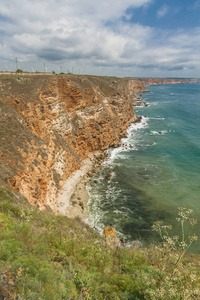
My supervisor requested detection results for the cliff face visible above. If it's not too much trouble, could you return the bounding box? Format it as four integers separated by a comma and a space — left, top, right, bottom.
0, 74, 146, 211
139, 78, 200, 86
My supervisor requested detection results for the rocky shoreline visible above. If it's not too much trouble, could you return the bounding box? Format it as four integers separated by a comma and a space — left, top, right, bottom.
0, 73, 146, 213
56, 150, 107, 221
56, 115, 142, 222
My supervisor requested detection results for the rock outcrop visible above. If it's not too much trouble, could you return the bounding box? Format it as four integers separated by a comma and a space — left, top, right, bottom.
0, 74, 146, 211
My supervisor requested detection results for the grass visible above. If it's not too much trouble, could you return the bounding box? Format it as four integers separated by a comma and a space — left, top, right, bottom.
0, 186, 200, 299
0, 186, 147, 299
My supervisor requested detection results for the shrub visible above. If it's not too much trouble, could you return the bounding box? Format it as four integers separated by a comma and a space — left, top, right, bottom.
143, 207, 199, 299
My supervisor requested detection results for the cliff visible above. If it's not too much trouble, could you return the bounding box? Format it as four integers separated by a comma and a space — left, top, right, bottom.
139, 78, 200, 86
0, 74, 146, 211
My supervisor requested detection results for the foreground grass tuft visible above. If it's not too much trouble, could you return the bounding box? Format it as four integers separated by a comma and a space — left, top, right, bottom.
0, 186, 200, 299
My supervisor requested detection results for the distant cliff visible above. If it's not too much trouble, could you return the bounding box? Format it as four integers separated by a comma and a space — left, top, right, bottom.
139, 78, 200, 86
0, 74, 146, 211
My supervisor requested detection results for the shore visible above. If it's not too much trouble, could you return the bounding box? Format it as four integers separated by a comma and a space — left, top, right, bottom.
56, 115, 142, 222
56, 151, 108, 221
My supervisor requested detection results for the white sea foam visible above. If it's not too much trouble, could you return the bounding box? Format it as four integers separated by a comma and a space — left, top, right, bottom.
149, 117, 165, 120
145, 143, 156, 148
150, 130, 168, 135
113, 209, 129, 216
150, 129, 175, 135
149, 101, 159, 106
107, 116, 149, 162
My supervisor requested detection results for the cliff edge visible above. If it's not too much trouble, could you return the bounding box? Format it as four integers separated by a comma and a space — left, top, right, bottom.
0, 74, 146, 212
139, 78, 200, 85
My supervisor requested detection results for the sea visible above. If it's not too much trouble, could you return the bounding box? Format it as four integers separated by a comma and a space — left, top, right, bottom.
87, 82, 200, 253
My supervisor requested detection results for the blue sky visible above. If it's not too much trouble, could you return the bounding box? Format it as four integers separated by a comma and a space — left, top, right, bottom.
125, 0, 200, 29
0, 0, 200, 77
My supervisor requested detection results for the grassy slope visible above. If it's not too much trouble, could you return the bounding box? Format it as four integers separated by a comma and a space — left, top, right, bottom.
0, 186, 148, 300
0, 186, 200, 300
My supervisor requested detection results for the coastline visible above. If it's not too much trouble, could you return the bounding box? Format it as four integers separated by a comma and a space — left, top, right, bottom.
56, 151, 108, 221
56, 115, 142, 223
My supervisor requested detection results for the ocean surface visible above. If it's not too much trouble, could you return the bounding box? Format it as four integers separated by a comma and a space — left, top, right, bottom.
87, 82, 200, 253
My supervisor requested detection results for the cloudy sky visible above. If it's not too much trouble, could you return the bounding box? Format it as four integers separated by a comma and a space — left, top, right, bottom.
0, 0, 200, 77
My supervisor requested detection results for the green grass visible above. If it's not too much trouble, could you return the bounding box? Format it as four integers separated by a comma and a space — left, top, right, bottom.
0, 186, 200, 299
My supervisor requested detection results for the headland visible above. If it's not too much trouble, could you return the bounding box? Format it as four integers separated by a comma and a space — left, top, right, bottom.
0, 73, 199, 220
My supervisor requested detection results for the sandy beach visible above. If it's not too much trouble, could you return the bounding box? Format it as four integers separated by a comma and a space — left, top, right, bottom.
56, 151, 107, 221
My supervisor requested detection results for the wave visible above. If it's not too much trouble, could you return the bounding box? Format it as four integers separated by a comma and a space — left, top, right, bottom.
107, 116, 149, 162
149, 117, 165, 120
148, 101, 159, 106
150, 130, 175, 135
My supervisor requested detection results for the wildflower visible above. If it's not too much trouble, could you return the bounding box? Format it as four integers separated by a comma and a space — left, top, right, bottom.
190, 274, 196, 282
189, 234, 198, 243
152, 221, 163, 232
179, 241, 187, 249
173, 235, 179, 241
189, 218, 197, 226
17, 267, 24, 276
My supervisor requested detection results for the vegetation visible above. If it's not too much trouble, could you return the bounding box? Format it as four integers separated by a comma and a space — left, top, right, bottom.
0, 186, 200, 299
16, 69, 23, 73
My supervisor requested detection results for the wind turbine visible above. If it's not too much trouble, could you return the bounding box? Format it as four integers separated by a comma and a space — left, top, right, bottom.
44, 63, 47, 72
15, 57, 18, 70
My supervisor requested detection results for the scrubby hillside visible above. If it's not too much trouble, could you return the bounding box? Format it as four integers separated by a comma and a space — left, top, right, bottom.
1, 186, 200, 299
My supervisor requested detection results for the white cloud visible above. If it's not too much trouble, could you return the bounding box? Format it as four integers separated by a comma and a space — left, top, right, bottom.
157, 4, 169, 18
0, 0, 200, 77
0, 0, 152, 24
0, 0, 153, 62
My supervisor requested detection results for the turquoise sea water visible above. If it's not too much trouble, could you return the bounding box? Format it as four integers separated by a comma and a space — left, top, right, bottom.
87, 83, 200, 253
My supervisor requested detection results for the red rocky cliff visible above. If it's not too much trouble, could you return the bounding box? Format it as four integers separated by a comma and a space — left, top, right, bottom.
0, 74, 146, 211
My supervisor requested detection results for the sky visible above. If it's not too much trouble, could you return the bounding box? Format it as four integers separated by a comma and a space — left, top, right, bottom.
0, 0, 200, 78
